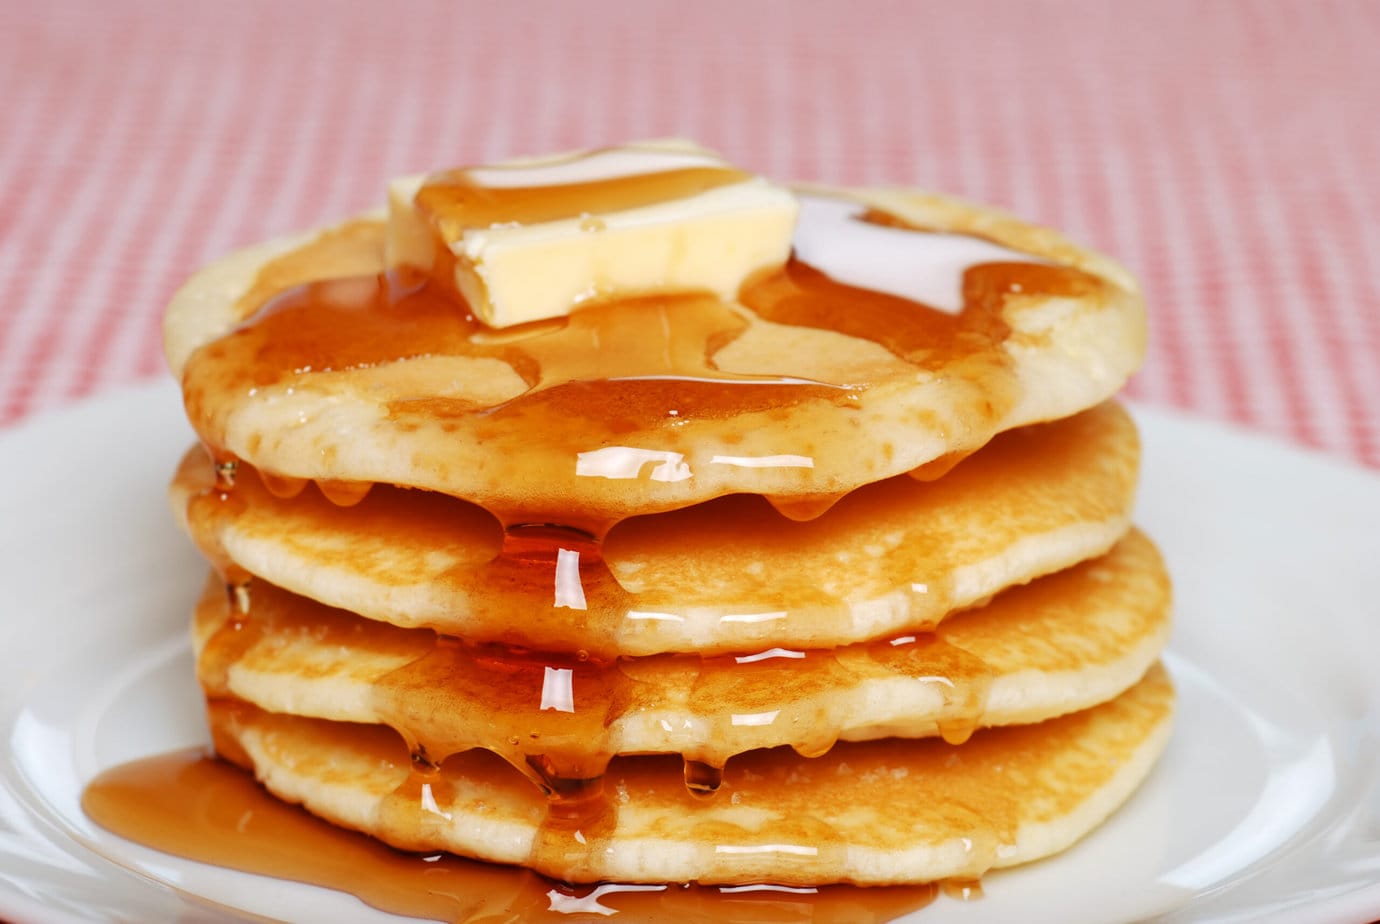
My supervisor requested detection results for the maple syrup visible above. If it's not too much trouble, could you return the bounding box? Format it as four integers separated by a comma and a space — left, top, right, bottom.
82, 749, 941, 922
179, 188, 1104, 525
130, 170, 1118, 909
194, 577, 997, 807
175, 398, 1140, 662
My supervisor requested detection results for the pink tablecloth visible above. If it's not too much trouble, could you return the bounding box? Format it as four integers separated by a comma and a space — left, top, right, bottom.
3, 0, 1377, 468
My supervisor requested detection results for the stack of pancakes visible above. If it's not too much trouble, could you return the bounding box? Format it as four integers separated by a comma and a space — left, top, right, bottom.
163, 153, 1171, 889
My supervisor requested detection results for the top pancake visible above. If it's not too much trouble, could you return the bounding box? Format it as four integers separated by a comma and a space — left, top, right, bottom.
164, 185, 1144, 525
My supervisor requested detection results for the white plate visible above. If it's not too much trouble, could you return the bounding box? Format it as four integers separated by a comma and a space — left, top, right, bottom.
2, 381, 1379, 924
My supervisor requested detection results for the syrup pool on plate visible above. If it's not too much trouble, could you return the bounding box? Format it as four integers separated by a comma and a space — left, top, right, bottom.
82, 750, 943, 923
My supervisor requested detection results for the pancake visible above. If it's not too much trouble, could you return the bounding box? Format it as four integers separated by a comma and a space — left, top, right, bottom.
171, 401, 1139, 656
192, 530, 1169, 787
163, 186, 1145, 526
124, 145, 1173, 899
207, 663, 1174, 886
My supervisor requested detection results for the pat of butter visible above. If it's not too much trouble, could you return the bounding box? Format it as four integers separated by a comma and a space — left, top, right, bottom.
386, 140, 799, 328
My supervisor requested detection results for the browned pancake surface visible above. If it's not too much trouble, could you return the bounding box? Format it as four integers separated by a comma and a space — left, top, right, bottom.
193, 530, 1170, 793
209, 664, 1173, 885
173, 402, 1139, 655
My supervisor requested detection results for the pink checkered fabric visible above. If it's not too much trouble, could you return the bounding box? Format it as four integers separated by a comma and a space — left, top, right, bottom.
3, 0, 1377, 467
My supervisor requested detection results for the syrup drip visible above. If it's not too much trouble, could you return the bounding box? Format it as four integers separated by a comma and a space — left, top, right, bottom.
410, 743, 440, 774
211, 454, 237, 491
526, 755, 609, 809
763, 492, 846, 522
196, 431, 372, 513
317, 478, 373, 507
226, 579, 251, 617
258, 470, 309, 499
180, 453, 248, 583
501, 522, 603, 564
369, 631, 620, 797
906, 450, 972, 482
525, 769, 620, 885
791, 737, 838, 760
483, 521, 637, 646
82, 749, 941, 922
867, 634, 995, 746
683, 758, 725, 796
198, 579, 998, 803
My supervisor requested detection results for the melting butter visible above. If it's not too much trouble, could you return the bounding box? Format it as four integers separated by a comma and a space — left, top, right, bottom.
387, 140, 799, 328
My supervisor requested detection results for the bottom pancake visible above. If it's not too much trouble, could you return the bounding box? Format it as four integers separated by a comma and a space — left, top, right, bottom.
208, 663, 1173, 886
